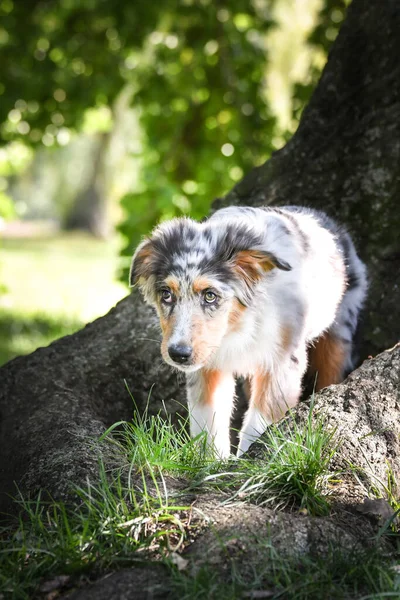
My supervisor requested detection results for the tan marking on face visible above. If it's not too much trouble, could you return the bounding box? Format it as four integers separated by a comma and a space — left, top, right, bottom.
158, 313, 169, 335
164, 275, 180, 296
159, 312, 176, 360
228, 298, 247, 332
192, 276, 214, 294
309, 332, 346, 391
202, 369, 224, 405
190, 310, 229, 366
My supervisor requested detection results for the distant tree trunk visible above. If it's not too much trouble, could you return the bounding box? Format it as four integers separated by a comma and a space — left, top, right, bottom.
1, 0, 400, 515
63, 131, 111, 238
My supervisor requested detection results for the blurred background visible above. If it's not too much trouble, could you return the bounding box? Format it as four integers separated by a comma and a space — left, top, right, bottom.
0, 0, 347, 366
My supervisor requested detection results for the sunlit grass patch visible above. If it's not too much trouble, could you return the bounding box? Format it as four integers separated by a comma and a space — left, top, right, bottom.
201, 405, 338, 516
0, 232, 127, 365
1, 400, 397, 599
0, 464, 191, 600
0, 309, 81, 366
1, 233, 126, 320
100, 394, 221, 479
235, 410, 338, 515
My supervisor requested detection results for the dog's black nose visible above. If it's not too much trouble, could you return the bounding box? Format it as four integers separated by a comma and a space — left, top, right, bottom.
168, 344, 193, 364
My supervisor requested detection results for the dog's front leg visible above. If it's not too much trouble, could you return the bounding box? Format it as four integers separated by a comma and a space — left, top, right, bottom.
238, 348, 307, 456
186, 369, 235, 459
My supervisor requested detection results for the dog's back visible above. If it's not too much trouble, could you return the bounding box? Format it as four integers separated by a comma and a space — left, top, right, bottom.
209, 205, 367, 379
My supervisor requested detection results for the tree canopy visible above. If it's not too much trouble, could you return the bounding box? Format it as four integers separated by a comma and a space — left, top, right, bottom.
0, 0, 346, 276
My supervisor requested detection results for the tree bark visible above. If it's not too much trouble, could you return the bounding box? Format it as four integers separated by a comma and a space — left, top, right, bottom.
1, 0, 399, 517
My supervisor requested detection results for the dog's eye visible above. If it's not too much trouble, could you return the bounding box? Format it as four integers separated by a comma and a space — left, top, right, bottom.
204, 290, 217, 304
161, 289, 173, 303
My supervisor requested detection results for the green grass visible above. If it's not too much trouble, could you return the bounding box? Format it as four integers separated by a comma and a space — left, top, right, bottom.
170, 543, 400, 600
100, 389, 221, 479
236, 409, 338, 515
1, 402, 398, 599
199, 405, 338, 516
0, 311, 82, 365
0, 406, 218, 599
0, 464, 191, 600
0, 232, 127, 365
98, 397, 339, 518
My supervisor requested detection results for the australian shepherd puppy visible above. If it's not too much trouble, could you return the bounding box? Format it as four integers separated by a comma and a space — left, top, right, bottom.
130, 206, 367, 458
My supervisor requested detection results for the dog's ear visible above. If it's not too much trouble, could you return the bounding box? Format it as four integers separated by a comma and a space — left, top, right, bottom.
233, 249, 291, 284
230, 249, 291, 304
129, 238, 157, 301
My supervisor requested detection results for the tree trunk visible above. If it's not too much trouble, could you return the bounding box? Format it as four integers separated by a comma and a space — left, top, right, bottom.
0, 0, 399, 520
63, 131, 111, 238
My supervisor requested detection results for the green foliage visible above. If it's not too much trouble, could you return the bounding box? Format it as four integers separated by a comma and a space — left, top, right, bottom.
0, 1, 275, 159
0, 0, 343, 285
118, 1, 276, 278
292, 0, 348, 124
0, 0, 160, 144
0, 191, 15, 220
